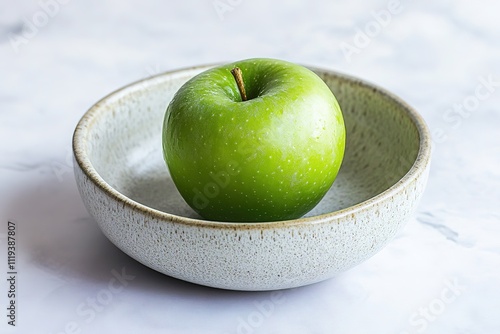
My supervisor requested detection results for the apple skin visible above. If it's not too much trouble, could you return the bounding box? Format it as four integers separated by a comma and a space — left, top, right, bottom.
163, 58, 345, 222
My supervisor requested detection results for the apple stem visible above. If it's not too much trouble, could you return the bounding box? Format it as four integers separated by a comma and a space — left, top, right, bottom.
231, 67, 247, 102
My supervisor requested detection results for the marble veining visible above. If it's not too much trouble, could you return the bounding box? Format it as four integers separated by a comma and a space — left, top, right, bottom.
0, 0, 499, 333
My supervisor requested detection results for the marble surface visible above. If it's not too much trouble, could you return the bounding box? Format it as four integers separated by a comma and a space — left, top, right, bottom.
0, 0, 499, 333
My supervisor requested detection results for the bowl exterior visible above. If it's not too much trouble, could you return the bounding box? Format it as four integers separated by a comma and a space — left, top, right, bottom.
74, 159, 429, 291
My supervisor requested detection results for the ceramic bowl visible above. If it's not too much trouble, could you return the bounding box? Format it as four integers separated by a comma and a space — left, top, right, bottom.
73, 65, 431, 291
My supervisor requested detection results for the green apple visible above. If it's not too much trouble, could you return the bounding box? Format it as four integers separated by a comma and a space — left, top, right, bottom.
162, 58, 345, 222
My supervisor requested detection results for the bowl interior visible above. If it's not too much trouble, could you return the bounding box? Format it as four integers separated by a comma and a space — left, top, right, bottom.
81, 67, 420, 220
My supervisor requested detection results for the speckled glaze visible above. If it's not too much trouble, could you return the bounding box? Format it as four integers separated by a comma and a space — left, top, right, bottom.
73, 65, 432, 291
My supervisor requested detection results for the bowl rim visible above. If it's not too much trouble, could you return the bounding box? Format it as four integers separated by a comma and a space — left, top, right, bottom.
73, 63, 432, 230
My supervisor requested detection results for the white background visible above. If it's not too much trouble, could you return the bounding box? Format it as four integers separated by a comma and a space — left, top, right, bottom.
1, 0, 499, 333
